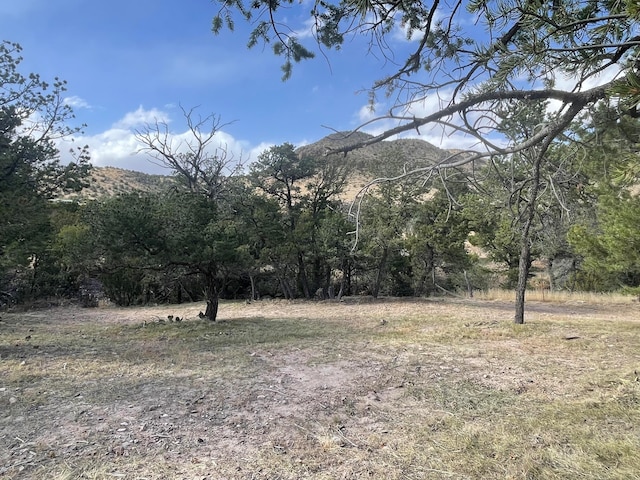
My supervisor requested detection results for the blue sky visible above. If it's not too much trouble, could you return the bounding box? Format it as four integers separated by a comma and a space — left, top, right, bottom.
3, 1, 620, 174
1, 0, 427, 173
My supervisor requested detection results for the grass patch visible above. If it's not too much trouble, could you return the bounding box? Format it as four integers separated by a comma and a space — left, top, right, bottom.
1, 298, 639, 479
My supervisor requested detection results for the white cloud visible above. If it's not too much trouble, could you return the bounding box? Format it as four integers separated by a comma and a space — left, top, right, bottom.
58, 107, 259, 174
390, 6, 447, 43
294, 17, 317, 40
64, 95, 91, 109
546, 65, 622, 114
247, 141, 275, 162
357, 102, 383, 123
112, 106, 170, 130
58, 127, 147, 172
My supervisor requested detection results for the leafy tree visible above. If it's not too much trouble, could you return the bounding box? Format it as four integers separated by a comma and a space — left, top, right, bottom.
462, 100, 597, 319
250, 143, 351, 298
84, 191, 249, 319
407, 187, 473, 296
0, 41, 90, 303
231, 185, 286, 300
131, 107, 257, 317
566, 104, 640, 293
568, 192, 640, 293
356, 181, 416, 298
354, 169, 473, 298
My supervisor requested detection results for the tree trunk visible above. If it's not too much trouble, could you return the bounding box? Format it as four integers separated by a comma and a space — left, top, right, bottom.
464, 270, 473, 298
204, 273, 220, 321
280, 276, 294, 299
297, 252, 311, 299
337, 258, 347, 301
249, 273, 257, 301
514, 146, 545, 324
514, 241, 531, 324
176, 283, 182, 304
372, 247, 388, 299
205, 295, 219, 321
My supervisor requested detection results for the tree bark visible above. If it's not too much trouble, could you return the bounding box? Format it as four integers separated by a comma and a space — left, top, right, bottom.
372, 247, 388, 299
514, 148, 545, 324
279, 276, 294, 299
514, 240, 532, 324
249, 273, 257, 301
464, 270, 473, 298
204, 274, 220, 321
297, 252, 312, 299
205, 295, 219, 321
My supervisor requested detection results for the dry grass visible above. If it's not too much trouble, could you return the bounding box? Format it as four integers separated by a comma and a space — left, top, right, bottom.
1, 297, 639, 479
475, 288, 634, 304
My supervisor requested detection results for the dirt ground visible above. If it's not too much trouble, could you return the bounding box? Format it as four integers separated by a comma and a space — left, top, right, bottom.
0, 297, 638, 479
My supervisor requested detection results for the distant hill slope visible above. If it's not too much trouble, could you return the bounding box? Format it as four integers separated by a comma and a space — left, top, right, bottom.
64, 166, 180, 201
296, 132, 450, 174
67, 134, 466, 201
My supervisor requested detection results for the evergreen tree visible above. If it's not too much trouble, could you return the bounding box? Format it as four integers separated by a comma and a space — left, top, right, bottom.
0, 41, 90, 303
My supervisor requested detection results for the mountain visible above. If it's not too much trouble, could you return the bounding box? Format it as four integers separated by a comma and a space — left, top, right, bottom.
65, 134, 466, 201
296, 132, 450, 174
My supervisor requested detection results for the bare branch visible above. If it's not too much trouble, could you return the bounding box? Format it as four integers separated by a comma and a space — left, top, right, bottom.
135, 106, 244, 201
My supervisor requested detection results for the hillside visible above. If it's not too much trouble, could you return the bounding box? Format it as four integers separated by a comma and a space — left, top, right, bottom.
297, 131, 450, 174
68, 134, 460, 201
64, 166, 180, 201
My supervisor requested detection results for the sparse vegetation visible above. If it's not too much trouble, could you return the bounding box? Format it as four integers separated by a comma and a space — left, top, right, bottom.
1, 298, 639, 479
62, 167, 179, 201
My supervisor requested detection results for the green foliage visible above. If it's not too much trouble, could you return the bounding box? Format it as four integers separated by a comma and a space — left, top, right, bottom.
355, 169, 474, 297
609, 71, 640, 114
0, 41, 90, 302
568, 192, 640, 291
83, 191, 233, 306
248, 144, 353, 298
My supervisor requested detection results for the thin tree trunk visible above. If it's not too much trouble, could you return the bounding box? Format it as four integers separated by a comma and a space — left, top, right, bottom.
336, 258, 347, 301
514, 147, 545, 324
372, 247, 388, 299
514, 240, 532, 324
297, 252, 311, 299
464, 270, 473, 298
176, 283, 182, 304
280, 277, 294, 299
249, 273, 257, 301
204, 274, 220, 321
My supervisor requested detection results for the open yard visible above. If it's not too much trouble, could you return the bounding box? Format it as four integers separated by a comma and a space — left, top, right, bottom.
1, 296, 639, 479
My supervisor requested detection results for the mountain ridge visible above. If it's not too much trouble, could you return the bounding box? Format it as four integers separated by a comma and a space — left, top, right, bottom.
67, 133, 457, 200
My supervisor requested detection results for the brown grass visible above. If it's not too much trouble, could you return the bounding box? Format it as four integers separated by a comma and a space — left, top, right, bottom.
1, 297, 639, 479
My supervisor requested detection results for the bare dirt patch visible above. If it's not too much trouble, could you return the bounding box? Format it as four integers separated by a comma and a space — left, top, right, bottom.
1, 297, 639, 479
